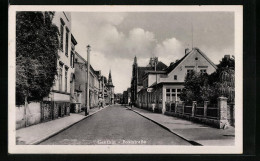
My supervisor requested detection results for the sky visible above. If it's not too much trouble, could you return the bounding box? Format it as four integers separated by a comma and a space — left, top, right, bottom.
71, 12, 234, 94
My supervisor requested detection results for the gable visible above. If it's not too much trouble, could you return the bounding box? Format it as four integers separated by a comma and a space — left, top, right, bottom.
161, 48, 217, 83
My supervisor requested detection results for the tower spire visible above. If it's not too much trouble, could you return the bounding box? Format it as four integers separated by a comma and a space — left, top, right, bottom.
109, 69, 112, 80
108, 69, 114, 86
134, 56, 137, 65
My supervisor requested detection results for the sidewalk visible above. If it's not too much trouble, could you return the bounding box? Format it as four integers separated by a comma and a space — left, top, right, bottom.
127, 106, 235, 146
16, 106, 107, 145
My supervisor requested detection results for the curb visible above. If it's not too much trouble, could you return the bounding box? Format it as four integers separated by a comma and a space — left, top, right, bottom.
126, 106, 202, 146
31, 106, 108, 145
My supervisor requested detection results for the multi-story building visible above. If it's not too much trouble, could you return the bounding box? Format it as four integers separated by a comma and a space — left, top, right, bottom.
74, 52, 102, 110
131, 56, 168, 106
136, 47, 217, 114
47, 12, 77, 118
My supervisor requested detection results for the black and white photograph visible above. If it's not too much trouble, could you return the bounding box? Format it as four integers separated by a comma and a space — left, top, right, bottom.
8, 5, 243, 154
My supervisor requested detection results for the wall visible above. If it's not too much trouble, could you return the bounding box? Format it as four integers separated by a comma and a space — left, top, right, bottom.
148, 74, 157, 87
52, 12, 74, 96
74, 61, 86, 108
16, 102, 41, 130
160, 49, 216, 83
53, 92, 70, 102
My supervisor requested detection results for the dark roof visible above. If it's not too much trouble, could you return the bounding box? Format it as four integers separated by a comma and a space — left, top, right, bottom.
137, 67, 151, 85
156, 61, 168, 70
94, 70, 101, 76
75, 52, 101, 77
150, 81, 184, 88
71, 34, 77, 45
137, 61, 167, 85
164, 54, 189, 74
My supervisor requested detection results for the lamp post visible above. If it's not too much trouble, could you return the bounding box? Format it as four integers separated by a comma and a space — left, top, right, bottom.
85, 45, 91, 116
102, 76, 104, 108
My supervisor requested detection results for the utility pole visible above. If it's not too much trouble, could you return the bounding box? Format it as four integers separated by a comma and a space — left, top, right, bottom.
102, 76, 104, 108
155, 59, 158, 111
192, 22, 193, 49
85, 45, 91, 116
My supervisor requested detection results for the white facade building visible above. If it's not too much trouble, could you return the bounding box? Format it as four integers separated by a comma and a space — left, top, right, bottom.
137, 48, 217, 114
47, 12, 77, 117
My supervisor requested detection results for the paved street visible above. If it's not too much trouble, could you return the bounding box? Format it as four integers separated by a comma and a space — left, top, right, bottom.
40, 105, 191, 145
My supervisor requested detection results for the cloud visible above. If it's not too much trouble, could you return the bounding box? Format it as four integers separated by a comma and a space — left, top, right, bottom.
199, 46, 234, 64
72, 12, 185, 93
71, 12, 234, 93
155, 37, 184, 65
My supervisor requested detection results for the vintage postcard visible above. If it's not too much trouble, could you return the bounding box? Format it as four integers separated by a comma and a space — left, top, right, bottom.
8, 5, 243, 154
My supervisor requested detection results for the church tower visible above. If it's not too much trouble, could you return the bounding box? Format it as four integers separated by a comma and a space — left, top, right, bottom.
107, 70, 114, 104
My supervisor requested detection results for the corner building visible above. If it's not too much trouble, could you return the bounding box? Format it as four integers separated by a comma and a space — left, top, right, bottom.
136, 48, 217, 114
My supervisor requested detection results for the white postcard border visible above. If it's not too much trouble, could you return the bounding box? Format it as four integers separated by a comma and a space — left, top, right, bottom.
8, 5, 243, 154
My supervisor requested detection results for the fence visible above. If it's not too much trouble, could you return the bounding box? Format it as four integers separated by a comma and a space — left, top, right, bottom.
164, 97, 235, 129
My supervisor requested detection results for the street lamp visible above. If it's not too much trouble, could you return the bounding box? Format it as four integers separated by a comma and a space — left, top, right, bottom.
102, 76, 104, 108
85, 45, 91, 116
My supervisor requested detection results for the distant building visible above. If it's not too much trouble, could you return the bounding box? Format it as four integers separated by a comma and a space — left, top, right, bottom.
114, 93, 123, 104
123, 90, 128, 104
127, 88, 131, 104
105, 70, 115, 105
131, 56, 168, 106
74, 52, 101, 110
136, 47, 217, 114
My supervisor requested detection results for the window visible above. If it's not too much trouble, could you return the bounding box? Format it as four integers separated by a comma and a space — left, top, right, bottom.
200, 69, 207, 74
70, 52, 74, 68
166, 94, 170, 102
171, 88, 176, 102
59, 64, 63, 91
60, 20, 64, 50
165, 88, 182, 102
166, 88, 171, 102
65, 68, 68, 92
65, 28, 69, 56
187, 69, 193, 75
176, 89, 181, 101
174, 75, 177, 80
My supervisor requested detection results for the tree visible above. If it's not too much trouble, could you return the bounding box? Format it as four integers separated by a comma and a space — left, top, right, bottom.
208, 55, 235, 85
215, 68, 235, 103
180, 71, 210, 105
208, 55, 235, 103
16, 12, 59, 106
180, 55, 235, 105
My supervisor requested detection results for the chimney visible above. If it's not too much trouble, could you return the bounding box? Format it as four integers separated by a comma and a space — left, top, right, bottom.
185, 48, 190, 55
224, 55, 230, 59
154, 57, 158, 65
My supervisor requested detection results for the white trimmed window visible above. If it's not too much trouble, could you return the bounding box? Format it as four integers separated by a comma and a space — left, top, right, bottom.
65, 67, 68, 92
59, 64, 63, 91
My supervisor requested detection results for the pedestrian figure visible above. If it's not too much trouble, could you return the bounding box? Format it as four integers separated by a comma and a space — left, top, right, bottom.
98, 101, 101, 109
